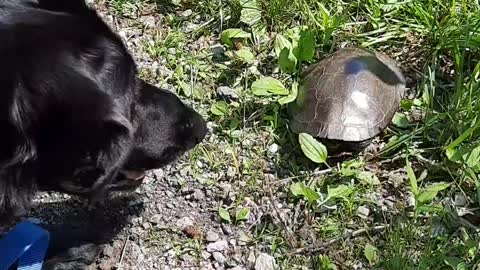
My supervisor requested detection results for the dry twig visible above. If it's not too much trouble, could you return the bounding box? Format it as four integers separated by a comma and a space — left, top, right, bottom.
287, 225, 388, 256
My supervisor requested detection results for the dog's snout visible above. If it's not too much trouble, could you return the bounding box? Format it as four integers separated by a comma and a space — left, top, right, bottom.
190, 112, 207, 145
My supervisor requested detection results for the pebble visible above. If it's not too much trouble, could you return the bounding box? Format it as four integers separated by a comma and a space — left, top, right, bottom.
357, 205, 370, 219
103, 245, 114, 257
268, 143, 279, 154
176, 217, 194, 229
178, 9, 193, 17
211, 44, 226, 55
454, 193, 467, 206
153, 169, 165, 179
255, 253, 277, 270
217, 86, 239, 99
237, 230, 250, 246
213, 252, 227, 264
247, 251, 256, 267
206, 230, 220, 242
140, 16, 156, 28
167, 48, 177, 55
201, 250, 212, 260
193, 189, 206, 201
207, 240, 229, 252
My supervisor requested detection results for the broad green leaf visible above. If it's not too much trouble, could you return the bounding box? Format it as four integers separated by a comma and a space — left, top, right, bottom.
446, 147, 466, 163
220, 28, 251, 47
318, 255, 337, 270
446, 144, 480, 167
340, 158, 365, 177
302, 186, 320, 203
298, 133, 328, 163
327, 185, 353, 199
278, 81, 299, 105
235, 207, 250, 222
234, 48, 255, 64
392, 112, 409, 128
290, 182, 304, 197
279, 47, 298, 73
218, 207, 231, 223
357, 171, 381, 185
364, 244, 378, 265
294, 29, 316, 61
416, 204, 445, 214
465, 145, 480, 168
179, 81, 192, 97
274, 34, 292, 57
285, 26, 307, 49
240, 0, 262, 26
210, 101, 228, 116
413, 98, 423, 107
406, 158, 418, 196
251, 77, 289, 96
417, 182, 451, 204
229, 118, 240, 130
444, 257, 467, 270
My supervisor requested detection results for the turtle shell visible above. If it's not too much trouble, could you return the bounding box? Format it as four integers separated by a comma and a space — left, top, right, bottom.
289, 47, 406, 142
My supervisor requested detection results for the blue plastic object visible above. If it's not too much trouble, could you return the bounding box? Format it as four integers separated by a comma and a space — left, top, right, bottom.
0, 221, 50, 270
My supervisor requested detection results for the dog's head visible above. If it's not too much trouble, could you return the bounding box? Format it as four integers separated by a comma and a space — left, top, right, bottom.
111, 80, 208, 190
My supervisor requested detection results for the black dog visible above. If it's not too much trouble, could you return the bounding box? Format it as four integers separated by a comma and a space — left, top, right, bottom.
0, 0, 207, 267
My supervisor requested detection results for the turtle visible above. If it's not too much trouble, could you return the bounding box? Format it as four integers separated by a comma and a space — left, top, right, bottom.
289, 47, 407, 153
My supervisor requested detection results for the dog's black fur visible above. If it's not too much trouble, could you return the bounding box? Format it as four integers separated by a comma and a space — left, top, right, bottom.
0, 0, 207, 267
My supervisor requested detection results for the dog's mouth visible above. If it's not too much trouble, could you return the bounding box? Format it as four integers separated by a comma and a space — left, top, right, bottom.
58, 168, 147, 195
107, 170, 147, 191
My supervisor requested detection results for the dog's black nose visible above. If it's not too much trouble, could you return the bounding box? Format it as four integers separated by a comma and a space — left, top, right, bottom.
192, 113, 208, 144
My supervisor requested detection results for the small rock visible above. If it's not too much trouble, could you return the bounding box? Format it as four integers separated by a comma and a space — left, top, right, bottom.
176, 217, 194, 229
217, 86, 239, 99
357, 205, 370, 219
153, 169, 165, 179
207, 230, 220, 242
184, 22, 198, 33
237, 230, 250, 246
255, 253, 277, 270
140, 16, 156, 28
211, 44, 226, 55
268, 143, 279, 154
183, 225, 203, 239
193, 189, 205, 201
158, 66, 174, 77
247, 251, 256, 267
207, 240, 229, 252
406, 191, 416, 208
178, 9, 193, 17
167, 48, 177, 55
454, 193, 467, 206
103, 245, 114, 257
201, 250, 212, 260
222, 225, 233, 235
213, 252, 227, 264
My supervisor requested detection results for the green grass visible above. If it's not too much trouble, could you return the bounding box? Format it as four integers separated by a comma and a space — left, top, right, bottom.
107, 0, 479, 268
